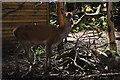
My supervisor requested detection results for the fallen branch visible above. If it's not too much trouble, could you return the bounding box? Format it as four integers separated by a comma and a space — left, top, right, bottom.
78, 56, 96, 67
60, 57, 84, 70
81, 72, 120, 79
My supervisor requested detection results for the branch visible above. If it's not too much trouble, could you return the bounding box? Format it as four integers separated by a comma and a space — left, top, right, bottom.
78, 56, 96, 67
72, 4, 102, 30
63, 57, 84, 70
85, 4, 101, 15
82, 72, 120, 79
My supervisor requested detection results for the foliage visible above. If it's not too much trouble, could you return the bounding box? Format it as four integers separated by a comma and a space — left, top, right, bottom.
21, 50, 25, 54
99, 42, 109, 52
105, 49, 118, 58
72, 16, 108, 36
99, 43, 119, 58
110, 50, 117, 57
72, 23, 86, 32
113, 2, 120, 10
49, 2, 108, 35
50, 19, 57, 24
20, 47, 45, 56
35, 48, 45, 55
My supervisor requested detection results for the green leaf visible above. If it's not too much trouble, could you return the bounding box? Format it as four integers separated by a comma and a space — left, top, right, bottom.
80, 23, 86, 27
35, 48, 45, 55
102, 22, 107, 26
110, 50, 117, 56
76, 27, 79, 30
98, 31, 103, 37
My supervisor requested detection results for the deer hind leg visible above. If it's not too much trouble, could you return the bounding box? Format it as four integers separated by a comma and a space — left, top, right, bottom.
45, 44, 52, 74
14, 44, 23, 72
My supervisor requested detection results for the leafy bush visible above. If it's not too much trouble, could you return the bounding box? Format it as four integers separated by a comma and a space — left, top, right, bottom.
72, 15, 108, 37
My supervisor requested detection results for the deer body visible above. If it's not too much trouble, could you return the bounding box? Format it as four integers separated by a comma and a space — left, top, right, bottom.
14, 24, 71, 46
13, 9, 77, 74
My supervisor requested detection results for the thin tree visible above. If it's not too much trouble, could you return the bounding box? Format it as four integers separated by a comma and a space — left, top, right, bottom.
57, 2, 65, 27
107, 2, 117, 52
57, 2, 64, 52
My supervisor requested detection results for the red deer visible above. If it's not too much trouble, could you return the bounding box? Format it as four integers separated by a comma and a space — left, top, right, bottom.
13, 8, 78, 74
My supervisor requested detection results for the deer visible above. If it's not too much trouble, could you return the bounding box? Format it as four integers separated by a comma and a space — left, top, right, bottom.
13, 8, 78, 75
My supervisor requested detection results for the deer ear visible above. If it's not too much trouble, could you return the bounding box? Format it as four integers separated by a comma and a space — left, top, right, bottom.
61, 8, 65, 14
72, 8, 79, 14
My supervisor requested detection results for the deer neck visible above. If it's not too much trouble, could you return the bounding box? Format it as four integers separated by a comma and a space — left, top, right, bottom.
59, 17, 73, 40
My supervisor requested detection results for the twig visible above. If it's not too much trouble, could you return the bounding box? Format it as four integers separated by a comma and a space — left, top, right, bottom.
74, 53, 84, 70
77, 55, 96, 67
82, 72, 120, 79
62, 57, 84, 70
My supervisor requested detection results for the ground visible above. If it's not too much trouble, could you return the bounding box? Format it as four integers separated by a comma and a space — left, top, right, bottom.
2, 31, 120, 80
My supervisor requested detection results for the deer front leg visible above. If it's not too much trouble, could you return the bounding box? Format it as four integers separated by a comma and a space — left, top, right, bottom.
45, 45, 52, 75
24, 45, 34, 66
21, 44, 35, 77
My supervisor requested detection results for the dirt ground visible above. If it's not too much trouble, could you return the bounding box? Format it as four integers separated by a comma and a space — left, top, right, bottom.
2, 31, 120, 80
2, 51, 120, 80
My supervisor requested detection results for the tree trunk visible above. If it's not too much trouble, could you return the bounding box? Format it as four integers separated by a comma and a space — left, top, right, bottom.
107, 2, 117, 52
57, 2, 64, 52
57, 2, 65, 27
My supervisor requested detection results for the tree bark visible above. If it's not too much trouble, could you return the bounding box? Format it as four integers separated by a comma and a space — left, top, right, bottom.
57, 2, 64, 52
107, 2, 117, 51
57, 2, 65, 27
